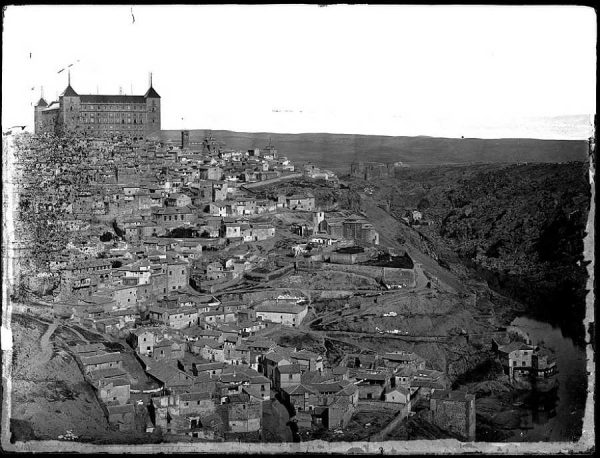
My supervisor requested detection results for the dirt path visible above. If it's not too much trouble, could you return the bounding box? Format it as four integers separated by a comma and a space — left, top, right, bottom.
36, 321, 58, 366
358, 192, 466, 293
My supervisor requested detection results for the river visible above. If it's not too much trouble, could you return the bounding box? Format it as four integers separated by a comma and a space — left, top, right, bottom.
504, 316, 588, 442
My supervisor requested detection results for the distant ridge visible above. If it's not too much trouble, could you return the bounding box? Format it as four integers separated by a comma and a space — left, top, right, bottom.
159, 129, 588, 172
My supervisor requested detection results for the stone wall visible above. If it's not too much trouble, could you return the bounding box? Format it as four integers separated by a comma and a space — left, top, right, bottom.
321, 263, 415, 286
429, 397, 475, 441
241, 172, 303, 189
368, 403, 411, 441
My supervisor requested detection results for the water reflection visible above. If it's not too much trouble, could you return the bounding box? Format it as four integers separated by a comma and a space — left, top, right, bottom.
506, 316, 587, 442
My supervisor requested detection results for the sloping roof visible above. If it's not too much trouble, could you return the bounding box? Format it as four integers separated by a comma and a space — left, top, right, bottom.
290, 350, 320, 361
35, 97, 48, 107
276, 364, 302, 375
146, 361, 188, 384
308, 382, 345, 394
80, 352, 123, 366
337, 383, 358, 397
383, 351, 423, 363
354, 371, 389, 382
144, 86, 161, 98
248, 375, 270, 385
263, 351, 291, 363
88, 367, 129, 381
43, 102, 60, 111
79, 94, 146, 103
497, 342, 535, 354
62, 85, 78, 97
283, 383, 317, 396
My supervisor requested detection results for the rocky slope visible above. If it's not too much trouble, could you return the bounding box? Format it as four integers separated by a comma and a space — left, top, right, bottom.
352, 161, 591, 343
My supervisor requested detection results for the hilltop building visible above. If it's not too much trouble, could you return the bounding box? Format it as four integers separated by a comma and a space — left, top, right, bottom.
34, 72, 161, 137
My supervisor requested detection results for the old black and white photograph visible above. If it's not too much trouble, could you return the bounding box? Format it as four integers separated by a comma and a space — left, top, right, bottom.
1, 4, 595, 454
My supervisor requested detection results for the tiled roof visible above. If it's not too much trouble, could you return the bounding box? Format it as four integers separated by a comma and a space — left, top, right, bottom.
283, 384, 317, 396
290, 350, 320, 361
80, 352, 123, 366
277, 364, 302, 374
308, 382, 345, 394
88, 367, 129, 381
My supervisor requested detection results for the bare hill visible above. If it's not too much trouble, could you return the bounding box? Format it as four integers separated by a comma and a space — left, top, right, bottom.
159, 129, 588, 171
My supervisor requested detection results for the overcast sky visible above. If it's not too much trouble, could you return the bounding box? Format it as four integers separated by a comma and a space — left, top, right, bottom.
2, 5, 596, 139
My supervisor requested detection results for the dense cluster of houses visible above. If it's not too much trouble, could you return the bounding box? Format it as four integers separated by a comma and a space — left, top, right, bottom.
66, 283, 478, 439
15, 131, 481, 441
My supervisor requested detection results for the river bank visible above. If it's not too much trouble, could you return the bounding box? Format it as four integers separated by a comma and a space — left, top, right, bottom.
456, 316, 587, 442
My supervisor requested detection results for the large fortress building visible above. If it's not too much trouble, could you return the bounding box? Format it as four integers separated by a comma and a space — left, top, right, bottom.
34, 73, 161, 137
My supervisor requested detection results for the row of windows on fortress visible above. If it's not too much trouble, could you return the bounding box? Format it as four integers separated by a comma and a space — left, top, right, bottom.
68, 103, 156, 111
73, 116, 156, 124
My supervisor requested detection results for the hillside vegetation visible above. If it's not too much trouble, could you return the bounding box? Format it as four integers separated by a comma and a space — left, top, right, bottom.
356, 161, 591, 342
159, 130, 587, 171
